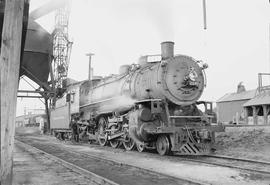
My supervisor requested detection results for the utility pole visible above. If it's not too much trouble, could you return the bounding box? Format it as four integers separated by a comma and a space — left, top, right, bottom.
0, 0, 25, 184
86, 53, 94, 81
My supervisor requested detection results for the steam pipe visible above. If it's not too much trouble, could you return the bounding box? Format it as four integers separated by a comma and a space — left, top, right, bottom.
86, 53, 94, 81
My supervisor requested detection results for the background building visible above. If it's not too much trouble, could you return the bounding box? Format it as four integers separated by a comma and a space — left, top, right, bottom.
216, 83, 256, 124
15, 114, 45, 127
243, 73, 270, 125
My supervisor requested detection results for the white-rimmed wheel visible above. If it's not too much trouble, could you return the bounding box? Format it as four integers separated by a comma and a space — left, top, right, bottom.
63, 132, 72, 141
56, 132, 63, 140
156, 135, 171, 156
136, 143, 145, 152
109, 125, 121, 148
97, 116, 108, 146
123, 135, 135, 151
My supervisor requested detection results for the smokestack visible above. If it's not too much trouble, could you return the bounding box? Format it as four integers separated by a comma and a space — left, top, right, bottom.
161, 41, 174, 60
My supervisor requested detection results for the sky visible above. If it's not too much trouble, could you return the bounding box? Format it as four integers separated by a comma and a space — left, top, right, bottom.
16, 0, 270, 116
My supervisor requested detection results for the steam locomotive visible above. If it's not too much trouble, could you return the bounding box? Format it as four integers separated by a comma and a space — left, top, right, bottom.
50, 41, 224, 155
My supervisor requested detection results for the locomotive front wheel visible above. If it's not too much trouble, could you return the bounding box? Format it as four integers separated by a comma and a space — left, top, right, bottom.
136, 143, 145, 152
156, 135, 171, 156
110, 139, 121, 148
97, 117, 108, 146
56, 132, 63, 140
63, 132, 72, 141
123, 136, 135, 151
109, 125, 121, 148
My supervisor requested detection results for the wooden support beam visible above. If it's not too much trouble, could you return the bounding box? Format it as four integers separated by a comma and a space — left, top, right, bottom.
30, 0, 67, 20
18, 90, 54, 94
243, 107, 248, 125
17, 95, 44, 98
0, 0, 25, 184
262, 105, 268, 125
252, 106, 258, 125
264, 105, 270, 125
44, 98, 50, 133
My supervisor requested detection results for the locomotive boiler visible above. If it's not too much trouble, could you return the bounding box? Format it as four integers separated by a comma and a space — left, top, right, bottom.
80, 42, 205, 115
51, 41, 224, 155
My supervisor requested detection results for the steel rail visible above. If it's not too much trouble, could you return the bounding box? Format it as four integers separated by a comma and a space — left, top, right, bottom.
76, 141, 270, 176
16, 138, 207, 185
59, 145, 208, 185
205, 154, 270, 165
16, 140, 119, 185
81, 143, 270, 175
84, 144, 270, 176
179, 155, 270, 175
17, 135, 270, 183
53, 139, 270, 178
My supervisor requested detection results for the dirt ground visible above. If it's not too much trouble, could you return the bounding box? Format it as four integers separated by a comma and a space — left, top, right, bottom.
215, 126, 270, 162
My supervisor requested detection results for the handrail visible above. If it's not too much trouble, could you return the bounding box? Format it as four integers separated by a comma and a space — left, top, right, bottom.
170, 115, 214, 118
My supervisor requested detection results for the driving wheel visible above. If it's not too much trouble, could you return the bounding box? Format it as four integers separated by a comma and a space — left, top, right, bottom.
109, 125, 121, 148
123, 135, 135, 151
56, 132, 63, 140
136, 143, 145, 152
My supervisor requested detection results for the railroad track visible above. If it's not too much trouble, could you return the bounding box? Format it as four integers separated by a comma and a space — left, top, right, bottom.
16, 138, 205, 185
73, 139, 270, 176
18, 135, 270, 176
179, 154, 270, 175
76, 144, 270, 176
16, 140, 118, 185
74, 140, 270, 176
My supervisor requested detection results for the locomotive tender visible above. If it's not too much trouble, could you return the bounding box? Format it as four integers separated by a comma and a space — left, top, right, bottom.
51, 41, 224, 155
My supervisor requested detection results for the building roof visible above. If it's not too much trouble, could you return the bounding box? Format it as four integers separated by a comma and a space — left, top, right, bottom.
216, 89, 256, 103
243, 91, 270, 107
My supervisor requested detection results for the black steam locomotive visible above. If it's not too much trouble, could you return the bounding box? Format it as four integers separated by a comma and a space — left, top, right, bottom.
50, 41, 224, 155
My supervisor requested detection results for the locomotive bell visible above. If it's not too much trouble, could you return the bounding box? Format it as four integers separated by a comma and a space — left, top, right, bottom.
161, 41, 174, 60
